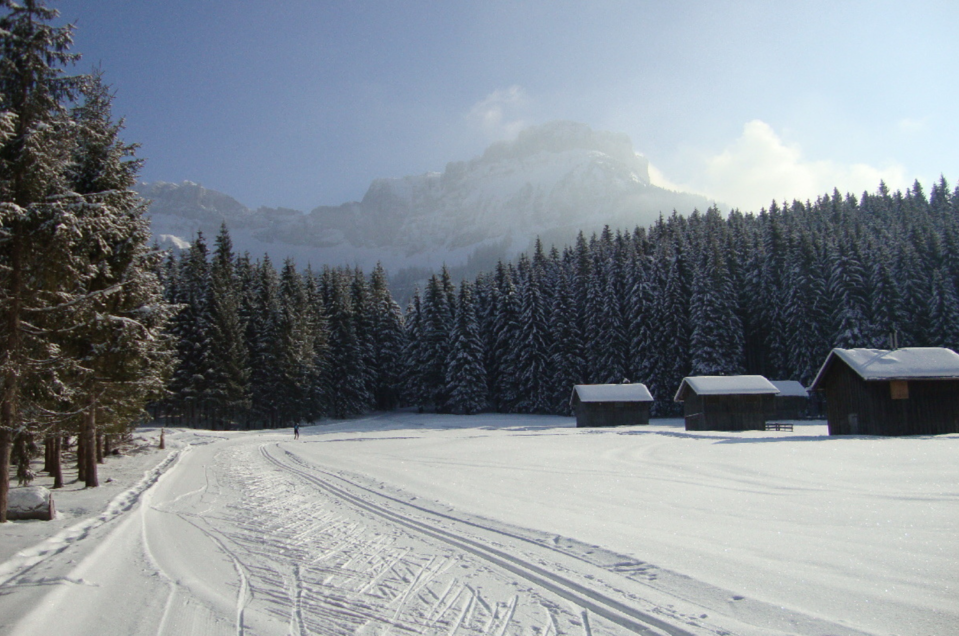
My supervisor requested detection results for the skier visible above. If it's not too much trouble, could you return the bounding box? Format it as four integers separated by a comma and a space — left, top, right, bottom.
294, 423, 300, 440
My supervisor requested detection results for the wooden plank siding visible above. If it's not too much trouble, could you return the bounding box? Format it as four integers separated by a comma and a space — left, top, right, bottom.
820, 360, 959, 436
574, 401, 650, 427
683, 393, 773, 431
774, 396, 810, 420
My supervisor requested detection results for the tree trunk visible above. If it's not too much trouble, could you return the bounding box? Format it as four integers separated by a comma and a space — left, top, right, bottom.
1, 238, 23, 522
96, 432, 104, 464
0, 428, 11, 523
44, 436, 52, 473
77, 430, 86, 482
83, 398, 98, 488
103, 434, 111, 457
52, 434, 63, 489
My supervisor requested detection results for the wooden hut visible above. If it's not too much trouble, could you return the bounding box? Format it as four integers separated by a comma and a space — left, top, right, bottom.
674, 376, 779, 431
570, 384, 653, 427
769, 380, 810, 419
809, 347, 959, 436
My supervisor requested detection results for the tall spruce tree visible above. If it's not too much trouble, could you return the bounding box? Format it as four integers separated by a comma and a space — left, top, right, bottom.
249, 256, 282, 426
445, 281, 487, 414
58, 72, 173, 485
206, 224, 249, 428
515, 254, 550, 413
323, 267, 368, 418
167, 233, 212, 426
369, 263, 405, 410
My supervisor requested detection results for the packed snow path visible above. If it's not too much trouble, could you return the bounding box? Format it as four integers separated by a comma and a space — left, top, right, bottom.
2, 415, 955, 635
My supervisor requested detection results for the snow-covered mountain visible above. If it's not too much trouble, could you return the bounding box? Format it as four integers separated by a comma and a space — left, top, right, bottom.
141, 121, 715, 272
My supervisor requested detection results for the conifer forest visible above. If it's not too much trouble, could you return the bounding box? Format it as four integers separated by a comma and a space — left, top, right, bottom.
159, 181, 959, 426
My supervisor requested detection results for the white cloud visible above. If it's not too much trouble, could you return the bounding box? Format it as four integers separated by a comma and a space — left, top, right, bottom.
647, 162, 684, 192
676, 120, 908, 212
466, 86, 531, 142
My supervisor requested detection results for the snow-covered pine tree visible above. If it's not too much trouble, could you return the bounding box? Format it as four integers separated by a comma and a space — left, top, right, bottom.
167, 233, 212, 427
400, 290, 428, 407
421, 272, 455, 411
348, 268, 376, 412
648, 230, 689, 415
827, 232, 870, 349
0, 0, 82, 513
249, 255, 282, 427
277, 259, 321, 425
925, 267, 959, 351
233, 252, 260, 426
592, 231, 631, 383
515, 253, 550, 413
688, 222, 744, 375
782, 231, 830, 384
548, 249, 584, 414
626, 249, 656, 391
490, 262, 521, 412
322, 267, 368, 418
57, 71, 174, 485
445, 280, 487, 414
369, 263, 406, 410
301, 266, 329, 419
206, 224, 250, 429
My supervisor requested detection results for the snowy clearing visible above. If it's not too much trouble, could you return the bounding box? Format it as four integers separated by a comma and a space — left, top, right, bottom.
1, 414, 956, 635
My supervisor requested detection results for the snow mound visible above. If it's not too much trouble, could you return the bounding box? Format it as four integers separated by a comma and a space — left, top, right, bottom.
7, 486, 55, 521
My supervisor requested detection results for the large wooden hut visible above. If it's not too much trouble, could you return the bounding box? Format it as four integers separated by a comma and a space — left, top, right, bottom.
809, 347, 959, 436
769, 380, 810, 419
674, 376, 779, 431
570, 384, 653, 427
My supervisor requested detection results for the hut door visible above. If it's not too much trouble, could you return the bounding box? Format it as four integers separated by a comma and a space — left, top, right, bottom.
848, 413, 859, 434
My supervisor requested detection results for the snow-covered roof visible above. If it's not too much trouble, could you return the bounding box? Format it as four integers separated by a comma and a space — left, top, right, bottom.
769, 380, 809, 398
572, 383, 653, 403
674, 375, 779, 402
811, 347, 959, 389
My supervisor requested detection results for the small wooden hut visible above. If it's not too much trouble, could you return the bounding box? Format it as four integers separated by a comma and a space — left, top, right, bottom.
769, 380, 810, 419
570, 384, 653, 427
674, 376, 779, 431
809, 347, 959, 436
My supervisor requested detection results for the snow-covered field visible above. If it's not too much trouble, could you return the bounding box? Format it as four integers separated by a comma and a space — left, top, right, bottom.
1, 414, 956, 635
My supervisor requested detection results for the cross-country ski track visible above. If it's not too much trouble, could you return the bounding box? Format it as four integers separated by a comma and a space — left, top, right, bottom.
2, 415, 955, 635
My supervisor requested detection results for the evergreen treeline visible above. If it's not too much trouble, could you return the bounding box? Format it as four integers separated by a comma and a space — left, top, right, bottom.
165, 180, 959, 424
0, 2, 173, 521
156, 226, 406, 429
405, 183, 959, 417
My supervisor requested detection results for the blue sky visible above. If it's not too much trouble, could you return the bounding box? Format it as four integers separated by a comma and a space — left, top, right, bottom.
55, 0, 958, 213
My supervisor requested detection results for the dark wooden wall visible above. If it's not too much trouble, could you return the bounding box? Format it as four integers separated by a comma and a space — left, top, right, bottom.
820, 361, 959, 435
774, 396, 811, 419
683, 393, 772, 431
575, 401, 650, 427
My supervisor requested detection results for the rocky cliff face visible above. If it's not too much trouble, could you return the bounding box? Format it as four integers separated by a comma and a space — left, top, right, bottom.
141, 121, 716, 272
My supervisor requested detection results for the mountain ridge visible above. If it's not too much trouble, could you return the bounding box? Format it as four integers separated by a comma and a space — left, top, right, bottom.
140, 121, 718, 274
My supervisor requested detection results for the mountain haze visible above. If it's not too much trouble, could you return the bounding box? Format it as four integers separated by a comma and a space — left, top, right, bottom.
142, 121, 717, 273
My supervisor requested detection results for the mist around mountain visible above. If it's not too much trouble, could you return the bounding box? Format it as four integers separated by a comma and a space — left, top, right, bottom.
140, 121, 718, 282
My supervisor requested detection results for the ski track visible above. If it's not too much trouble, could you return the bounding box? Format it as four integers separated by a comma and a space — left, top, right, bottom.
255, 442, 700, 636
147, 440, 643, 636
218, 444, 568, 636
